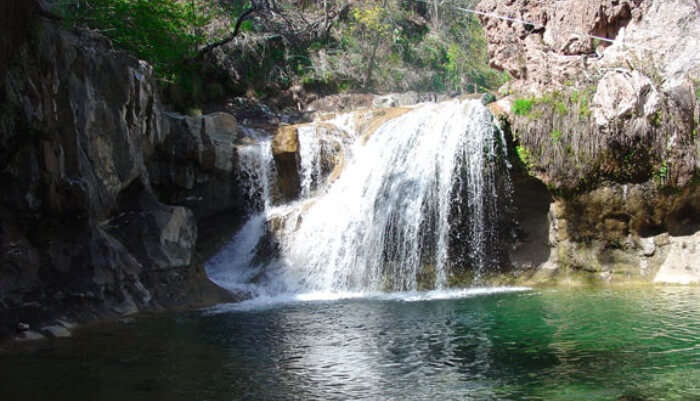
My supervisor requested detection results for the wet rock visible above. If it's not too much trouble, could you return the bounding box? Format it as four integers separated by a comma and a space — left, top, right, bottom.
271, 126, 301, 202
55, 319, 76, 330
14, 330, 44, 342
40, 325, 71, 338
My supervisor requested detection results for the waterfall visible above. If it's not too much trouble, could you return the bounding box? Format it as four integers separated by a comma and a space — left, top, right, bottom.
207, 99, 512, 297
236, 128, 275, 212
297, 125, 323, 199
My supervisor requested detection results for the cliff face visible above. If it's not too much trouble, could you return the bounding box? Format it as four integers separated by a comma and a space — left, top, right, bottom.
0, 18, 241, 339
478, 0, 700, 285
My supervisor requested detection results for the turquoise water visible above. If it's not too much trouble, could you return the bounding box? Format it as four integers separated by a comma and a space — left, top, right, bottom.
1, 287, 699, 401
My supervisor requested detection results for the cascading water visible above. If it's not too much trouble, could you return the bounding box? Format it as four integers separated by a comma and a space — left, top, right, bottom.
206, 99, 512, 297
297, 125, 323, 199
235, 128, 276, 212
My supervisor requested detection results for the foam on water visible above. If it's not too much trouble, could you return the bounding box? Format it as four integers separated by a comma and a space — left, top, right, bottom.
206, 287, 531, 313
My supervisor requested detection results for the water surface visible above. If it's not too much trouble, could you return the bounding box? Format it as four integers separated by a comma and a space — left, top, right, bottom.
2, 287, 699, 401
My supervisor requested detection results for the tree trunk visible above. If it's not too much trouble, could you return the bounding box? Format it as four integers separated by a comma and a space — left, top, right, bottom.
364, 34, 380, 89
432, 0, 439, 29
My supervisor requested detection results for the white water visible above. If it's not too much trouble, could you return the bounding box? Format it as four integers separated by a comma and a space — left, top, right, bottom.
236, 129, 275, 212
207, 99, 512, 298
206, 287, 531, 313
297, 125, 322, 199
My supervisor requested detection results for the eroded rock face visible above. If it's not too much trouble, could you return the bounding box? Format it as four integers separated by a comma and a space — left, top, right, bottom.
506, 178, 700, 286
150, 111, 244, 219
478, 0, 700, 284
478, 0, 699, 90
0, 20, 231, 338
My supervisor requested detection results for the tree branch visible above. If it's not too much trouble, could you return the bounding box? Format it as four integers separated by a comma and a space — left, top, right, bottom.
195, 6, 257, 58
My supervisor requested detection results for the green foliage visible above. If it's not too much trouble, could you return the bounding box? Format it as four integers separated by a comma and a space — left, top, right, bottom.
59, 0, 251, 108
649, 112, 663, 128
60, 0, 506, 103
551, 130, 562, 144
516, 145, 534, 171
513, 99, 534, 116
327, 0, 503, 92
657, 161, 668, 178
555, 102, 568, 115
63, 0, 211, 74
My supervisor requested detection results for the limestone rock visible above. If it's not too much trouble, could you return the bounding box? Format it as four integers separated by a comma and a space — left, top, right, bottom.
654, 232, 700, 284
592, 69, 659, 127
478, 0, 699, 90
480, 0, 699, 190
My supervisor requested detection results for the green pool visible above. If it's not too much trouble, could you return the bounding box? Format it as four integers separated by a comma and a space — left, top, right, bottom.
2, 287, 699, 401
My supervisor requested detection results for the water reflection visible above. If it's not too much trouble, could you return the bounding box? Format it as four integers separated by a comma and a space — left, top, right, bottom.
1, 288, 699, 401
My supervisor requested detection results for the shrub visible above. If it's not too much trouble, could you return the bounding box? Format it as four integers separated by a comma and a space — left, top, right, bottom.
64, 0, 210, 74
513, 99, 534, 116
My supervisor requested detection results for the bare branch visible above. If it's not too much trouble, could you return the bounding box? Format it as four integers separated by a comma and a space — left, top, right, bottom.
196, 6, 258, 58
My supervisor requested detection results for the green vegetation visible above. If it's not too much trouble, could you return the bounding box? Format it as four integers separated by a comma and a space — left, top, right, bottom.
550, 130, 562, 144
57, 0, 504, 107
513, 99, 534, 116
657, 161, 669, 180
62, 0, 214, 74
59, 0, 253, 107
555, 102, 568, 115
515, 86, 596, 122
515, 145, 534, 171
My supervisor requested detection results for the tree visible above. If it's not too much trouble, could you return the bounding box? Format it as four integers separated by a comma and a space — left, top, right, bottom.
347, 1, 392, 88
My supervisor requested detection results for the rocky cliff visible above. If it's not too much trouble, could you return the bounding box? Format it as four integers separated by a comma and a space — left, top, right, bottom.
0, 16, 246, 340
477, 0, 700, 285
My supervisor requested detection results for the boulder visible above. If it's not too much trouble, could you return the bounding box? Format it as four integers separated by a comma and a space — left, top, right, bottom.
592, 70, 659, 127
271, 126, 301, 202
